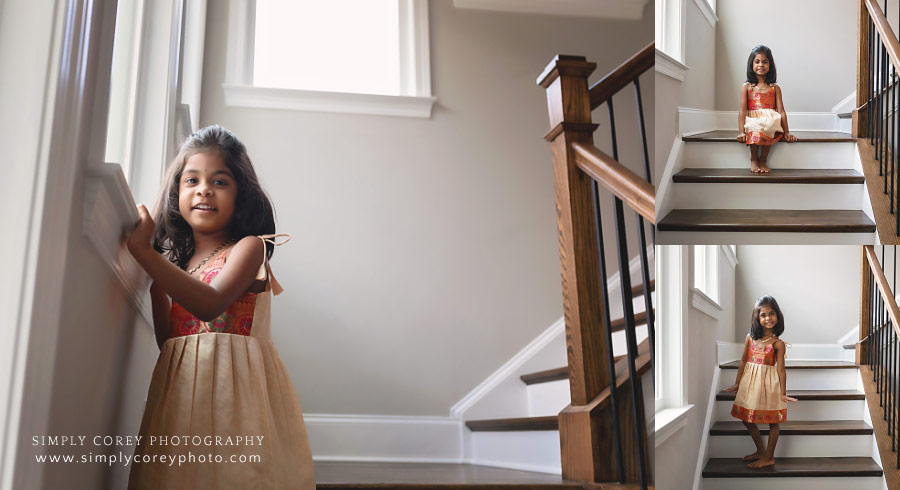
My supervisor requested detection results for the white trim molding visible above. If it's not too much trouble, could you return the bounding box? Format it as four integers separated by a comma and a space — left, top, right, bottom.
655, 404, 694, 447
832, 91, 857, 114
224, 0, 436, 118
691, 0, 717, 27
223, 84, 437, 119
452, 0, 649, 19
676, 107, 846, 134
656, 48, 688, 82
720, 245, 738, 270
691, 287, 722, 319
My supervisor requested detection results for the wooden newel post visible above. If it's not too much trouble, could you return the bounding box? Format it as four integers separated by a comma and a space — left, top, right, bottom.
537, 55, 617, 483
856, 0, 870, 138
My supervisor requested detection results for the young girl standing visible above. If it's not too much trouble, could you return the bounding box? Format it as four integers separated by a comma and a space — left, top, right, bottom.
724, 295, 798, 469
125, 125, 315, 489
736, 45, 798, 173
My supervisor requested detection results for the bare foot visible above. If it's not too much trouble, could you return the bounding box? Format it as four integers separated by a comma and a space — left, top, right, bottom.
747, 458, 775, 469
758, 155, 771, 173
750, 158, 761, 173
742, 451, 764, 462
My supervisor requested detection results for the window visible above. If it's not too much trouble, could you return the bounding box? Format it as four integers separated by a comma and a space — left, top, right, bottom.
223, 0, 436, 118
691, 245, 722, 318
654, 0, 688, 81
655, 245, 693, 446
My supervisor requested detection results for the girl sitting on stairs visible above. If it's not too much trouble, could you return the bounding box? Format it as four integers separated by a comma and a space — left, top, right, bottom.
736, 45, 798, 173
724, 295, 799, 469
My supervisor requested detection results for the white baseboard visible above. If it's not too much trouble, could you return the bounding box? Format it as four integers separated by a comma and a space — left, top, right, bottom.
304, 413, 462, 461
656, 136, 683, 223
692, 367, 720, 490
832, 91, 857, 114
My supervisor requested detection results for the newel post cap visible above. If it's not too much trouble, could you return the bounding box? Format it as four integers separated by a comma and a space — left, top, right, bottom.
537, 55, 596, 88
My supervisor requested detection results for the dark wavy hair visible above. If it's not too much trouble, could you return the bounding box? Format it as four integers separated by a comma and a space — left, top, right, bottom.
750, 295, 784, 340
150, 125, 277, 270
745, 45, 777, 85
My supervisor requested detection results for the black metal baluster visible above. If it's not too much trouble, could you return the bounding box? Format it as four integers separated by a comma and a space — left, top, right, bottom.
871, 20, 875, 145
632, 79, 655, 247
589, 177, 625, 483
878, 36, 883, 164
608, 98, 647, 489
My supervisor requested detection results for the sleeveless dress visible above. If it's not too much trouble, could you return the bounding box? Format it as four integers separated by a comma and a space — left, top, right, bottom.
127, 234, 316, 490
743, 83, 784, 146
731, 339, 787, 424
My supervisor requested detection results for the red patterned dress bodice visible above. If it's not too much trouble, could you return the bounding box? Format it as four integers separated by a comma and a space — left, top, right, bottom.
748, 342, 777, 366
169, 249, 258, 338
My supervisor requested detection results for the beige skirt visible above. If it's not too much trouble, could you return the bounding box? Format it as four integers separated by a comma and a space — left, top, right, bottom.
127, 333, 316, 489
744, 109, 783, 139
731, 362, 787, 424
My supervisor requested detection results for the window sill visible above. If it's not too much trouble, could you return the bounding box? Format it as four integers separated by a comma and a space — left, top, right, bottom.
655, 49, 688, 82
655, 404, 694, 447
222, 84, 438, 119
691, 287, 722, 319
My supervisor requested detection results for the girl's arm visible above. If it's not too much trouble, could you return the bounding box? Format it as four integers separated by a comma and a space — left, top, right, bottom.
127, 205, 265, 323
149, 281, 172, 350
775, 86, 798, 142
775, 339, 799, 402
737, 83, 749, 142
724, 335, 752, 391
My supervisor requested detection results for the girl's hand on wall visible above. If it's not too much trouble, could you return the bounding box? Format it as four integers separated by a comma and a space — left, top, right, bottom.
723, 384, 739, 392
782, 394, 799, 403
127, 204, 156, 256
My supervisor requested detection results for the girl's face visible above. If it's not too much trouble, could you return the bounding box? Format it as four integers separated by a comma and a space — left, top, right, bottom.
178, 150, 237, 236
758, 304, 777, 330
753, 54, 770, 77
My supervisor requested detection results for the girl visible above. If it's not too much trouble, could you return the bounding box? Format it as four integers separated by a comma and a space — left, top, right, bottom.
736, 45, 798, 174
125, 125, 315, 489
723, 295, 798, 469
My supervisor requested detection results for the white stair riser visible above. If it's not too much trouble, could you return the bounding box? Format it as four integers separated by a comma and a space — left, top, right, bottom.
671, 182, 865, 210
469, 430, 561, 475
526, 380, 568, 417
715, 400, 866, 421
658, 230, 875, 246
683, 142, 856, 169
717, 369, 860, 391
708, 434, 873, 458
701, 476, 884, 490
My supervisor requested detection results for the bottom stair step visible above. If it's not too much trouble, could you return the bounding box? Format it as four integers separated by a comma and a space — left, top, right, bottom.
313, 461, 587, 488
702, 457, 883, 478
658, 209, 876, 233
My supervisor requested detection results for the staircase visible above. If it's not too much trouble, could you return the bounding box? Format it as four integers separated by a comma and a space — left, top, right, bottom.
461, 282, 654, 476
657, 130, 877, 244
700, 349, 886, 490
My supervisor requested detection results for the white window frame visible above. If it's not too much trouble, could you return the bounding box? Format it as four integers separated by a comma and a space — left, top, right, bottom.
655, 245, 693, 446
693, 0, 717, 28
691, 245, 722, 318
655, 0, 688, 81
222, 0, 437, 118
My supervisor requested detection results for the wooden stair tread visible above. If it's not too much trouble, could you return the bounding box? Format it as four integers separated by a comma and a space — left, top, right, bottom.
719, 360, 857, 369
716, 389, 864, 401
710, 420, 873, 436
683, 130, 854, 142
673, 168, 864, 184
313, 461, 585, 487
702, 457, 883, 478
465, 415, 559, 432
521, 339, 651, 385
844, 343, 856, 349
838, 112, 852, 118
658, 209, 876, 233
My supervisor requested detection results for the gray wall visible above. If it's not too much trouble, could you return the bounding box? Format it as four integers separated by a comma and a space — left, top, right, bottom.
734, 246, 861, 343
198, 0, 653, 416
714, 0, 856, 112
654, 0, 716, 182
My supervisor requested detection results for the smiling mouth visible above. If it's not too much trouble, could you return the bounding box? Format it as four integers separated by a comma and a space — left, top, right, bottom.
193, 205, 217, 212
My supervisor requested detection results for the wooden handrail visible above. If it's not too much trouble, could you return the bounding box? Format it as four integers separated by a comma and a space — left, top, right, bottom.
588, 42, 654, 110
572, 142, 656, 224
866, 0, 900, 74
863, 245, 900, 340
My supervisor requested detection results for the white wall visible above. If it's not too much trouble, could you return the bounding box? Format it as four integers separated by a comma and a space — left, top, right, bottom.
734, 246, 861, 344
655, 245, 737, 490
713, 0, 856, 112
654, 0, 717, 182
195, 0, 653, 416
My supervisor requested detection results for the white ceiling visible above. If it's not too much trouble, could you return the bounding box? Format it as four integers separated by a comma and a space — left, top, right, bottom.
453, 0, 651, 20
